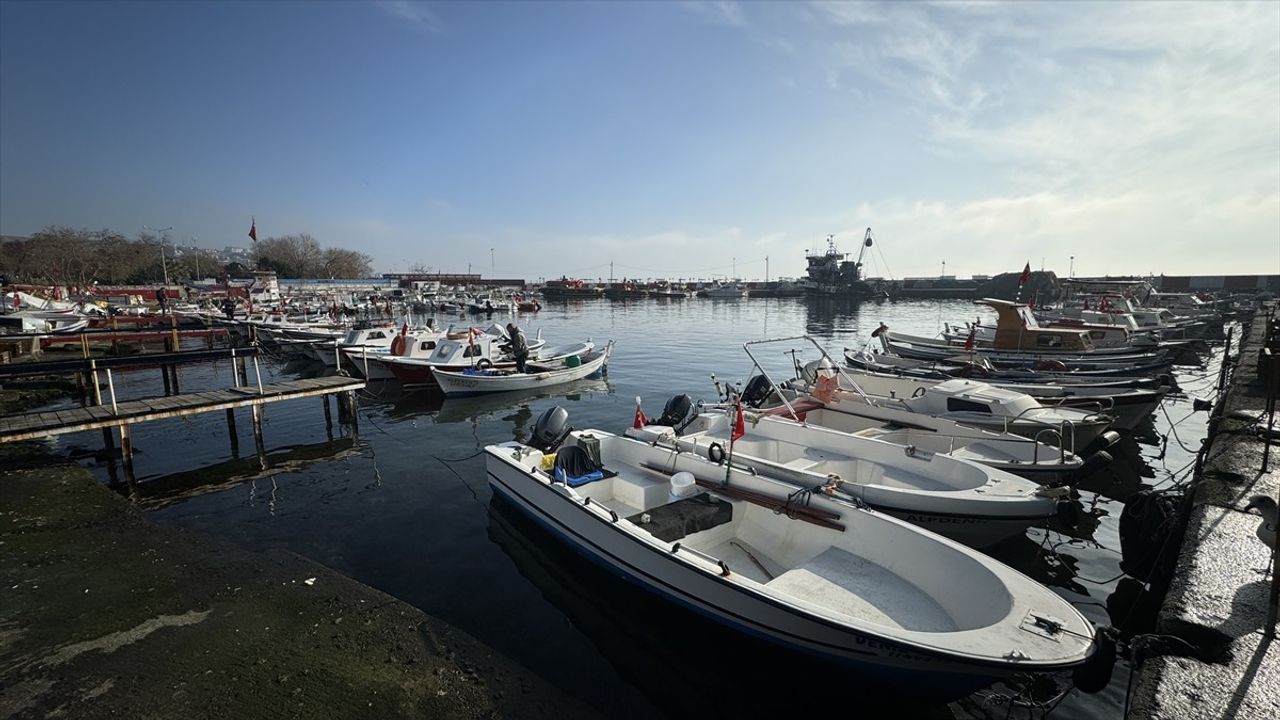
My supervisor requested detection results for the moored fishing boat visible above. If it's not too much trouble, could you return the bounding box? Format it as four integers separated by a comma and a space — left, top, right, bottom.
485, 413, 1098, 697
632, 404, 1070, 547
433, 341, 612, 396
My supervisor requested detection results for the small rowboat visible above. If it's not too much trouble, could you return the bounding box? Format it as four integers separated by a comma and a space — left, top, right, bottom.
432, 341, 613, 396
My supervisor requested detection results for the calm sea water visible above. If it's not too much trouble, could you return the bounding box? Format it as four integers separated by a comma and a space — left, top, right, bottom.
43, 297, 1227, 719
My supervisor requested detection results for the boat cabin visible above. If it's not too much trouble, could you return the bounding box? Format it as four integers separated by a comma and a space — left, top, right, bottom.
980, 299, 1095, 352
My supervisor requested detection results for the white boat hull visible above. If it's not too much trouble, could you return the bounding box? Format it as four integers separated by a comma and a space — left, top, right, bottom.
433, 344, 612, 397
486, 434, 1095, 696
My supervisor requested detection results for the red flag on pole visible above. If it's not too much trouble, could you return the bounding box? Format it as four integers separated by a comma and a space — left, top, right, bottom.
248, 218, 257, 242
964, 327, 976, 352
732, 399, 746, 441
633, 397, 648, 429
1018, 262, 1031, 286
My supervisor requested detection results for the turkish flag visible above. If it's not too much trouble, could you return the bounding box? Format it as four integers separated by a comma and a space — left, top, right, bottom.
732, 400, 746, 441
633, 400, 648, 429
1018, 262, 1031, 286
964, 327, 976, 351
248, 218, 257, 242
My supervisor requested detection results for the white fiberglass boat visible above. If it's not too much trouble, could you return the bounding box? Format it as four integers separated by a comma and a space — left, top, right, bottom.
433, 341, 612, 396
632, 406, 1069, 547
485, 413, 1098, 697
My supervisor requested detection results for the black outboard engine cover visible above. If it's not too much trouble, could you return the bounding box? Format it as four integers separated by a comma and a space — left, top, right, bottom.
740, 375, 774, 409
652, 394, 694, 432
530, 406, 571, 451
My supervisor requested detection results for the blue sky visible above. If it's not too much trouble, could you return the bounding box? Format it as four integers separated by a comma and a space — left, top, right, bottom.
2, 1, 1277, 281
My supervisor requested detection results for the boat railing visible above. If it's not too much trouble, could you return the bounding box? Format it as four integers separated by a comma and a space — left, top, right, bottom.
581, 496, 620, 523
743, 336, 876, 420
991, 407, 1077, 454
669, 542, 732, 576
1030, 428, 1068, 465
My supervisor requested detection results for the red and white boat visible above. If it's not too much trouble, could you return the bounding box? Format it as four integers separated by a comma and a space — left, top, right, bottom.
381, 327, 551, 388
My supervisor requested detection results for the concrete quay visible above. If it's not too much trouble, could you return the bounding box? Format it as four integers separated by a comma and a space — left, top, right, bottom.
1128, 306, 1278, 719
0, 462, 598, 720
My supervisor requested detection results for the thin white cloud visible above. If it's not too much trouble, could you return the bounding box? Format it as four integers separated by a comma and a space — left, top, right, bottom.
376, 1, 445, 34
682, 1, 748, 29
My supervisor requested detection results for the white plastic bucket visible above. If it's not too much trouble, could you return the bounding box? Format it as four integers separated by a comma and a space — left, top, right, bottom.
669, 471, 697, 499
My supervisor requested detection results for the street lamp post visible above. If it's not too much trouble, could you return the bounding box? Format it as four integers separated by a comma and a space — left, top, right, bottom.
143, 225, 173, 285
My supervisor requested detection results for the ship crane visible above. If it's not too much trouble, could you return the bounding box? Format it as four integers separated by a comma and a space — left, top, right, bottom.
854, 227, 874, 267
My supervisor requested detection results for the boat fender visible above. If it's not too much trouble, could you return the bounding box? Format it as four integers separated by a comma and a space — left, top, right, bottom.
390, 335, 406, 356
708, 442, 725, 464
1056, 500, 1081, 527
1071, 449, 1114, 481
1083, 430, 1122, 456
1072, 626, 1119, 694
476, 358, 494, 370
911, 387, 927, 399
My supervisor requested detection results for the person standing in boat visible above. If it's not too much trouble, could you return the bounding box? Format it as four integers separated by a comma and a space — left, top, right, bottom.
505, 322, 529, 373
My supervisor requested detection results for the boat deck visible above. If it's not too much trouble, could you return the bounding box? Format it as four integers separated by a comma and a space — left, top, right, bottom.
767, 547, 958, 632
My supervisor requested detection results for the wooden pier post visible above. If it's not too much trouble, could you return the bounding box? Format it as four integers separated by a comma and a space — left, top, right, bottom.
110, 316, 119, 354
162, 364, 172, 395
346, 391, 359, 437
75, 371, 87, 407
118, 423, 135, 485
323, 395, 333, 429
169, 363, 180, 393
251, 404, 266, 459
89, 359, 103, 406
226, 408, 240, 457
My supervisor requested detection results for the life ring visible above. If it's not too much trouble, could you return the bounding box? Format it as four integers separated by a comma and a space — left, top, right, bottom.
390, 335, 406, 356
708, 442, 725, 464
476, 358, 494, 370
911, 387, 927, 398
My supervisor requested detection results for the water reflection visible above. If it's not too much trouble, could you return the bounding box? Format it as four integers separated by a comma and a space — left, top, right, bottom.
121, 438, 359, 510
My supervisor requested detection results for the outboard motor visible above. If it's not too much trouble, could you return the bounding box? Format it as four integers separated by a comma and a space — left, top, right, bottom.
740, 374, 775, 409
530, 406, 571, 452
652, 394, 695, 433
798, 357, 835, 386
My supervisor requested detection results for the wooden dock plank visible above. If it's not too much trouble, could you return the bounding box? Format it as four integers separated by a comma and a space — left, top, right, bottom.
0, 376, 366, 443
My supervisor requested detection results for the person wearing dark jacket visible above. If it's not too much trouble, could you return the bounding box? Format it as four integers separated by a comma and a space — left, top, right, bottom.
506, 323, 529, 373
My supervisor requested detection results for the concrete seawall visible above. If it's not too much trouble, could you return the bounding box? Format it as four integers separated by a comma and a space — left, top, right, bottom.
0, 463, 598, 719
1128, 306, 1278, 719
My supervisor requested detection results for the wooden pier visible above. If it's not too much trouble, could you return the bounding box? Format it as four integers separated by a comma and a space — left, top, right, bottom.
0, 376, 364, 443
2, 344, 365, 483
